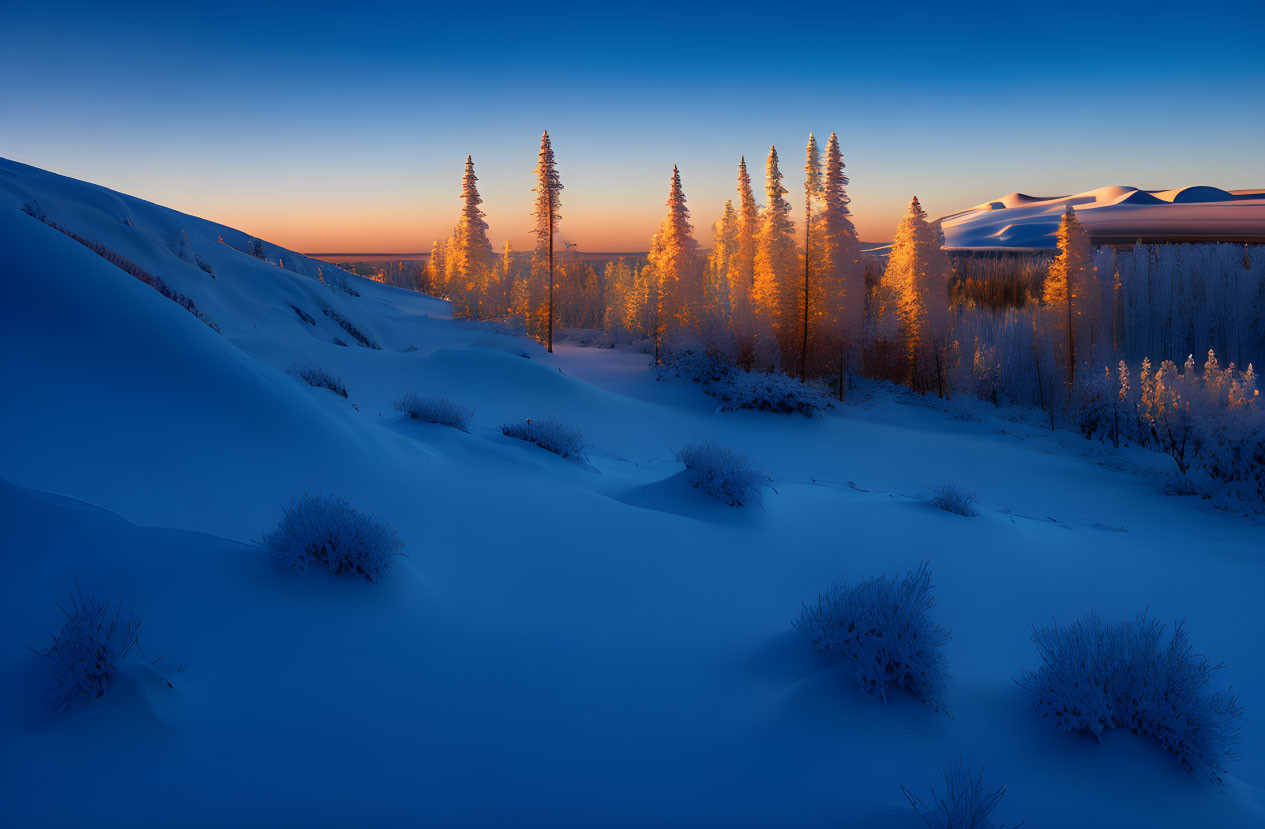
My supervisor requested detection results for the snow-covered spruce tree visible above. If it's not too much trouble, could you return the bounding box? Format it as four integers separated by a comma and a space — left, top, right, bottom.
882, 196, 951, 393
795, 132, 823, 380
729, 157, 761, 365
425, 238, 448, 298
533, 130, 564, 352
447, 156, 495, 319
815, 132, 865, 395
649, 166, 704, 351
704, 199, 737, 346
753, 146, 796, 369
603, 257, 642, 341
1043, 204, 1098, 384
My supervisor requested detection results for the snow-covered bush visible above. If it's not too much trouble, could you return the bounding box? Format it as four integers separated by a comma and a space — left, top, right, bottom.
42, 590, 142, 710
794, 563, 950, 710
675, 441, 772, 507
290, 363, 347, 397
394, 394, 472, 430
263, 494, 404, 583
929, 483, 978, 517
659, 348, 832, 415
501, 414, 585, 459
901, 761, 1014, 829
1018, 611, 1243, 784
710, 368, 833, 415
658, 348, 731, 385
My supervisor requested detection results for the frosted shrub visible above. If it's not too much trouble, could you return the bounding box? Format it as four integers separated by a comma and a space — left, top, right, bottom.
659, 349, 832, 415
394, 394, 473, 430
263, 494, 404, 583
501, 414, 585, 459
42, 590, 142, 710
290, 363, 348, 397
901, 761, 1014, 829
675, 441, 772, 507
1018, 612, 1243, 783
929, 483, 978, 517
658, 348, 731, 385
795, 563, 950, 710
710, 369, 833, 415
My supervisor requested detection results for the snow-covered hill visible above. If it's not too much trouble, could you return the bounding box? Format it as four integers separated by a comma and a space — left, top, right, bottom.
2, 158, 1263, 827
939, 185, 1265, 249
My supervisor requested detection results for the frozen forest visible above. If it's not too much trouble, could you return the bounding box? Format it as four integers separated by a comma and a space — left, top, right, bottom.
406, 134, 1265, 511
2, 3, 1263, 823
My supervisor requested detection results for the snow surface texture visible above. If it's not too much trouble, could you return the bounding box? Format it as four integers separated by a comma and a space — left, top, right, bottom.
2, 157, 1264, 827
934, 186, 1265, 249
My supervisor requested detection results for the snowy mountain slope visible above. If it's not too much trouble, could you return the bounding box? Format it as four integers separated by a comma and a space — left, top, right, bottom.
939, 184, 1265, 249
2, 160, 1264, 827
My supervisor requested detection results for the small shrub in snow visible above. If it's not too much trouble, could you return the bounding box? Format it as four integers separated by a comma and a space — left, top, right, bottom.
394, 394, 472, 430
929, 483, 979, 517
794, 563, 950, 710
501, 414, 585, 459
290, 363, 347, 397
658, 349, 833, 416
901, 761, 1015, 829
675, 441, 772, 507
1017, 611, 1243, 784
41, 589, 142, 710
709, 368, 833, 415
263, 494, 403, 583
658, 348, 732, 385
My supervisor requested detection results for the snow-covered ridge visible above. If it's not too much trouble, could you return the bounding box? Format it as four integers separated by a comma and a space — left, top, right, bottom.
941, 184, 1265, 249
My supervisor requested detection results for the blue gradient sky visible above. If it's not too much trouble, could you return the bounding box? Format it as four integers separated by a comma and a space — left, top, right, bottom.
3, 1, 1262, 251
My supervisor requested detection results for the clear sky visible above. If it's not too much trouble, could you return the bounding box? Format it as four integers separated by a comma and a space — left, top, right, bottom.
3, 0, 1262, 252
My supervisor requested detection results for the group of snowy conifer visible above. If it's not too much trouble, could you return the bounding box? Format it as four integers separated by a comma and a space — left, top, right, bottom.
422, 134, 1265, 505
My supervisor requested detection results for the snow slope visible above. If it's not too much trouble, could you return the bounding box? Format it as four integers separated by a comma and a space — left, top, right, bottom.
940, 184, 1265, 249
2, 159, 1264, 827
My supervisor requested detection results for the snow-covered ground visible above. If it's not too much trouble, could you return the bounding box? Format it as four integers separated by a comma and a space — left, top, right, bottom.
938, 185, 1265, 249
1, 158, 1263, 827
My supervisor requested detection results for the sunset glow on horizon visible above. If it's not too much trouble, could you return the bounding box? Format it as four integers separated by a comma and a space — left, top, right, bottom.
3, 1, 1262, 253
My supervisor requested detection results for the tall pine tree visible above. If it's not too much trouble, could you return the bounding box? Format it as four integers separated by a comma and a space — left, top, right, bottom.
648, 166, 703, 350
705, 199, 737, 342
729, 157, 760, 363
448, 156, 494, 318
1043, 204, 1097, 384
533, 131, 563, 351
814, 132, 864, 392
753, 146, 796, 368
799, 133, 822, 378
882, 196, 950, 391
